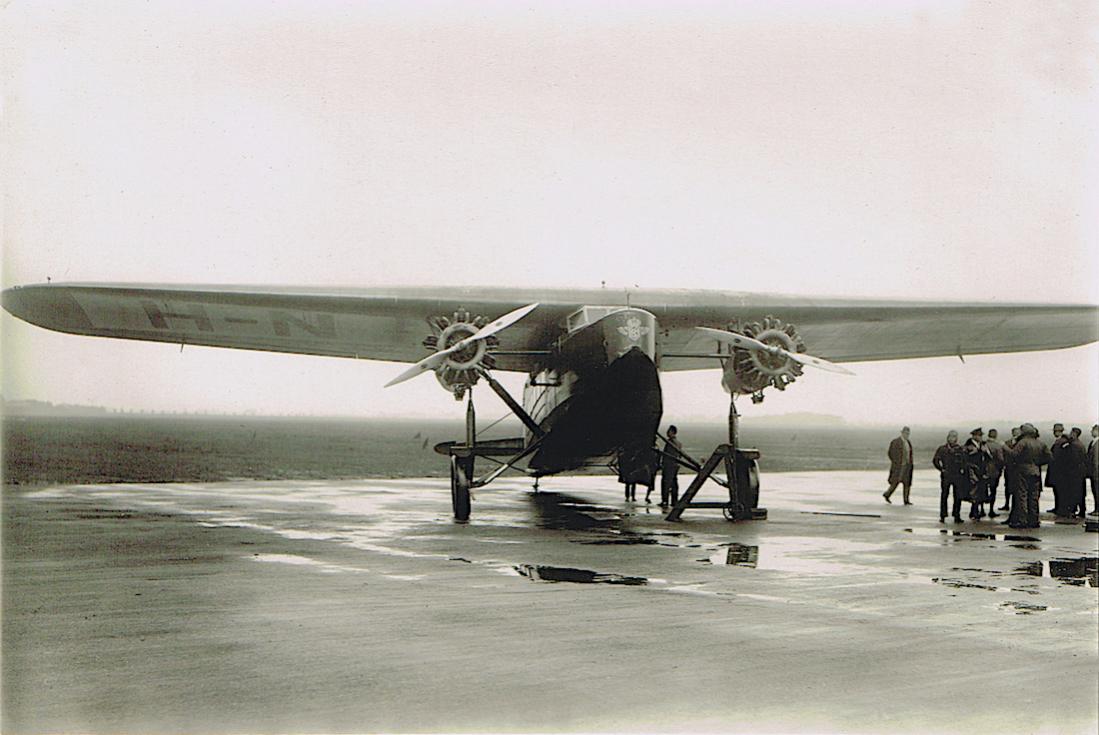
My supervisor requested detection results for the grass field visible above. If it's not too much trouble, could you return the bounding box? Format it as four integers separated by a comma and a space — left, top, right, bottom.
1, 416, 936, 486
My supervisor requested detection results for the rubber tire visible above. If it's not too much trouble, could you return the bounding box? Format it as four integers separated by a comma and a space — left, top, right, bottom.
450, 455, 472, 521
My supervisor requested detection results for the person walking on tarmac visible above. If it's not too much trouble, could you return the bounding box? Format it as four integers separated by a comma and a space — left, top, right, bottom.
660, 426, 683, 508
933, 431, 967, 523
1008, 423, 1051, 529
884, 426, 914, 505
964, 428, 993, 520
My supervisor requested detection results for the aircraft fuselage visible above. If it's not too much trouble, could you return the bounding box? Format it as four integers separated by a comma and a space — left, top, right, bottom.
522, 307, 663, 475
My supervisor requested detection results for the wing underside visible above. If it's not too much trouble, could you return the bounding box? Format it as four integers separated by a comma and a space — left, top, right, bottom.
3, 283, 1096, 372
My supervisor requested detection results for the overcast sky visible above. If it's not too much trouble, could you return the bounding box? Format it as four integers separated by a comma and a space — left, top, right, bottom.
2, 0, 1097, 428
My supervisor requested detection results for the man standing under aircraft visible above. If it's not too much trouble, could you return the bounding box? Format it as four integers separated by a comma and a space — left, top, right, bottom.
660, 426, 683, 508
1008, 423, 1051, 529
1089, 425, 1099, 516
984, 428, 1004, 518
933, 431, 966, 523
1046, 423, 1067, 513
997, 424, 1019, 516
964, 428, 993, 520
884, 426, 914, 505
1057, 428, 1088, 518
1000, 426, 1022, 522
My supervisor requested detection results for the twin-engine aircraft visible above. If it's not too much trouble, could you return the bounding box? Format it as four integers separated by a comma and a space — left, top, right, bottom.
4, 283, 1097, 520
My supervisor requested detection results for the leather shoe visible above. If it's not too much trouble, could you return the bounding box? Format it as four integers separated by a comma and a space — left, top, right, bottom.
883, 493, 892, 504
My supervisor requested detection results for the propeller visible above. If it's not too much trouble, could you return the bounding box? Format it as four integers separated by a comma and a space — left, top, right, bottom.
385, 303, 539, 388
696, 327, 854, 376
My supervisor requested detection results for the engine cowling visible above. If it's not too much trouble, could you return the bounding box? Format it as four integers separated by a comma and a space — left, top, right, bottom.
721, 316, 806, 402
423, 310, 498, 399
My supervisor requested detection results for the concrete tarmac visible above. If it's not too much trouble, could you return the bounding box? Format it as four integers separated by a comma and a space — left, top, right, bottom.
3, 469, 1097, 734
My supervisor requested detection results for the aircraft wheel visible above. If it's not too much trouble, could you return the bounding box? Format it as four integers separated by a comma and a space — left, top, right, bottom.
450, 455, 472, 521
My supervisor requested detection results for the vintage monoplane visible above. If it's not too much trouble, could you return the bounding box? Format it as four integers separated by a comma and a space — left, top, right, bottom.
4, 283, 1097, 520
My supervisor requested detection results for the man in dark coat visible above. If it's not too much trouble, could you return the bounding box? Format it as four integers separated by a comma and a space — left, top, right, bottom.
933, 431, 966, 523
964, 428, 993, 520
884, 426, 914, 505
999, 426, 1022, 516
984, 428, 1004, 518
1045, 423, 1067, 513
1055, 428, 1088, 518
660, 426, 683, 508
1089, 425, 1099, 517
1008, 423, 1051, 529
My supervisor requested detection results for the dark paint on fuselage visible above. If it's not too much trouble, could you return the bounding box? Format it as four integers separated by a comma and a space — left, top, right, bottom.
523, 308, 663, 475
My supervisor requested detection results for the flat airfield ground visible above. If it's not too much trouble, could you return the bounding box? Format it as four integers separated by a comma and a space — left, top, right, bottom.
3, 469, 1097, 734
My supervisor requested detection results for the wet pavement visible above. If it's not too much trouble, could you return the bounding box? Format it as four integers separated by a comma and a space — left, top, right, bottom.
3, 469, 1097, 733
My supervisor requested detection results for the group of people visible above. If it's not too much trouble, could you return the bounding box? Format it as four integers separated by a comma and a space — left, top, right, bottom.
617, 425, 684, 507
885, 423, 1099, 529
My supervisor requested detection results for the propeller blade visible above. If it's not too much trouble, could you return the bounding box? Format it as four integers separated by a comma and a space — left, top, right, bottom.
384, 351, 451, 388
385, 303, 539, 388
696, 327, 854, 376
448, 302, 539, 353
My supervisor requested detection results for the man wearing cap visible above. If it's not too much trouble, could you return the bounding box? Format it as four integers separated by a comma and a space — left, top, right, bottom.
884, 426, 914, 505
933, 431, 966, 523
1007, 423, 1051, 529
984, 428, 1004, 519
964, 428, 993, 520
1045, 423, 1067, 513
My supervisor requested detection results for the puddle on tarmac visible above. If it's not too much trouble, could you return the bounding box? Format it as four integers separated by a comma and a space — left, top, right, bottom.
932, 577, 1000, 591
515, 564, 648, 586
708, 543, 760, 568
1001, 601, 1048, 615
903, 528, 1039, 542
1013, 557, 1098, 587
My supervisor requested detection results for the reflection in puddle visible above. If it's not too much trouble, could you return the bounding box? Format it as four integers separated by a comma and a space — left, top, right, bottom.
1001, 601, 1048, 615
710, 543, 759, 567
515, 564, 648, 586
902, 528, 1039, 542
1014, 557, 1098, 587
932, 577, 999, 591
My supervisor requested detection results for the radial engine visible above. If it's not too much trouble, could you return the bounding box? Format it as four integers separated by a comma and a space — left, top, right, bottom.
422, 310, 499, 400
721, 316, 806, 403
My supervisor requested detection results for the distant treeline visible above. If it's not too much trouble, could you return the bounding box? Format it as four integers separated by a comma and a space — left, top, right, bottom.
2, 415, 1089, 486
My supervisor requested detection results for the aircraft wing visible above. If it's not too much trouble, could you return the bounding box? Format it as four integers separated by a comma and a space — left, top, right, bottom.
3, 283, 1097, 372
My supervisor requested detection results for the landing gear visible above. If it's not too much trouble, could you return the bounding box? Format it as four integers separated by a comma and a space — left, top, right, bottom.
666, 394, 766, 522
434, 373, 547, 522
450, 455, 472, 521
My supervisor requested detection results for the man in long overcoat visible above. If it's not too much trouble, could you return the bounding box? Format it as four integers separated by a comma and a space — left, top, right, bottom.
884, 426, 914, 505
1046, 423, 1067, 513
1055, 428, 1088, 518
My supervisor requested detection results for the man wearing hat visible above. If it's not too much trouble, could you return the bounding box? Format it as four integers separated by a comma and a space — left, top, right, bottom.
1007, 423, 1051, 529
964, 428, 993, 520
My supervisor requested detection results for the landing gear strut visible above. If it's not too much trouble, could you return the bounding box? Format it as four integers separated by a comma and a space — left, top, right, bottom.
665, 395, 766, 522
437, 373, 546, 521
